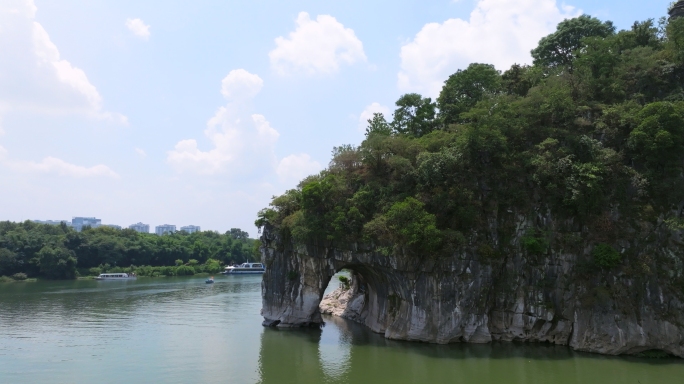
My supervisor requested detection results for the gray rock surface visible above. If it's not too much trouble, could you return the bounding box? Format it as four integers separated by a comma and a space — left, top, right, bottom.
260, 217, 684, 357
670, 0, 684, 20
319, 286, 351, 317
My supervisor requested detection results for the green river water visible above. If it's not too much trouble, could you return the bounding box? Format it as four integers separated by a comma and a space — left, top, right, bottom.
1, 275, 683, 383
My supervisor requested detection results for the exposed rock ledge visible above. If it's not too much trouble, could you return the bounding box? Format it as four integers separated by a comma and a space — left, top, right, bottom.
260, 221, 684, 357
319, 286, 352, 317
320, 281, 366, 323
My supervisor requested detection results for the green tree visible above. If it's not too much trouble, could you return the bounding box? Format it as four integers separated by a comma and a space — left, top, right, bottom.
0, 248, 18, 276
531, 15, 615, 68
191, 241, 210, 262
666, 16, 684, 64
365, 112, 392, 137
37, 246, 77, 279
330, 144, 361, 172
175, 265, 195, 276
621, 19, 661, 50
502, 64, 534, 97
229, 228, 249, 240
593, 243, 621, 268
628, 102, 684, 176
391, 93, 436, 137
437, 63, 502, 125
574, 35, 623, 102
204, 259, 222, 274
384, 197, 442, 255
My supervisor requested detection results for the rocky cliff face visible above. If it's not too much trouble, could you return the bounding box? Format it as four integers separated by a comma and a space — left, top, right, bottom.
260, 212, 684, 357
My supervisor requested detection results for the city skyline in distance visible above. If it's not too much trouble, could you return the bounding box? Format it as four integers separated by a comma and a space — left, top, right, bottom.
32, 217, 213, 235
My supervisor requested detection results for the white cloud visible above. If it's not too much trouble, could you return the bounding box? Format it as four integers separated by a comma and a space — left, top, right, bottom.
276, 154, 322, 184
135, 148, 147, 158
168, 112, 280, 175
269, 12, 367, 75
5, 156, 119, 179
167, 69, 320, 190
167, 70, 280, 175
125, 18, 150, 40
0, 0, 126, 122
1, 0, 36, 18
358, 102, 391, 131
398, 0, 579, 97
33, 22, 102, 109
221, 69, 264, 101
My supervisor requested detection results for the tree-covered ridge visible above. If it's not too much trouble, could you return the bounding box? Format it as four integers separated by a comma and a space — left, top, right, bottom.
256, 13, 684, 260
0, 221, 259, 279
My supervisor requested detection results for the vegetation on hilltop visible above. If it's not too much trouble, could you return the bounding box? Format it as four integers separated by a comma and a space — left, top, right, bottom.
0, 221, 259, 279
256, 13, 684, 263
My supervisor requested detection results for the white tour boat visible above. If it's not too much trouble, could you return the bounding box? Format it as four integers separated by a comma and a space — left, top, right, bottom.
222, 262, 265, 275
95, 273, 136, 280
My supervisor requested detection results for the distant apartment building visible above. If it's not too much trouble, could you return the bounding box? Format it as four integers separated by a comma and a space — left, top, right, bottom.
104, 224, 122, 230
72, 217, 101, 232
180, 225, 200, 234
155, 224, 176, 236
33, 220, 72, 227
129, 222, 150, 233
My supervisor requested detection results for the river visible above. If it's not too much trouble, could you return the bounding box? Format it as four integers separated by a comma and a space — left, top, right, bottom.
1, 275, 682, 383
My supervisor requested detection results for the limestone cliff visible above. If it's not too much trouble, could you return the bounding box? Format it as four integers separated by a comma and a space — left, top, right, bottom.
260, 212, 684, 357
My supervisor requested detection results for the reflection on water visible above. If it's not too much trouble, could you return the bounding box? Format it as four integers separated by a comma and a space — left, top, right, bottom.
258, 315, 684, 384
1, 276, 684, 384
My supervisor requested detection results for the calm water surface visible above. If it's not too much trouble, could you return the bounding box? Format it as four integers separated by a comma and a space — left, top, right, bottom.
1, 275, 683, 383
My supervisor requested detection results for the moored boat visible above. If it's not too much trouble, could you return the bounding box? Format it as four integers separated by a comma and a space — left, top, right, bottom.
222, 262, 265, 275
95, 273, 136, 280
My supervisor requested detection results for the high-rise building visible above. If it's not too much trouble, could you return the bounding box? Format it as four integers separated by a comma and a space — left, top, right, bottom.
155, 224, 176, 236
129, 222, 150, 233
180, 225, 201, 233
72, 217, 101, 232
104, 224, 122, 230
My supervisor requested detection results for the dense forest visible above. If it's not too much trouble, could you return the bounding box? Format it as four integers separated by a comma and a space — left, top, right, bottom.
0, 221, 259, 280
257, 11, 684, 266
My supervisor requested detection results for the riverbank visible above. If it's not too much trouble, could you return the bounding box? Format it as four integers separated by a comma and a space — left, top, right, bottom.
0, 220, 259, 281
75, 272, 217, 280
3, 264, 225, 283
0, 276, 37, 283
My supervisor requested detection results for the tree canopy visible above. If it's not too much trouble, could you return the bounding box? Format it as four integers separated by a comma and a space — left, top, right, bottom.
0, 221, 259, 279
256, 10, 684, 264
437, 63, 502, 125
391, 93, 437, 137
531, 15, 616, 68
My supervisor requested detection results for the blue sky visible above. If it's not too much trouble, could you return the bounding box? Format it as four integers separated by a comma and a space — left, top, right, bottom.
0, 0, 674, 235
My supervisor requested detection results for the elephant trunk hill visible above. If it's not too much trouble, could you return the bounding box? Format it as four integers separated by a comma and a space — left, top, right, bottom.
261, 216, 684, 357
259, 6, 684, 358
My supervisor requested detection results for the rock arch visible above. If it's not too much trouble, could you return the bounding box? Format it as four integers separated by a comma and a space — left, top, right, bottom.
260, 225, 494, 343
260, 224, 684, 357
259, 229, 397, 332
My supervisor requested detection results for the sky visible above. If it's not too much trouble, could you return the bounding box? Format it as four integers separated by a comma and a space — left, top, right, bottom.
0, 0, 675, 236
